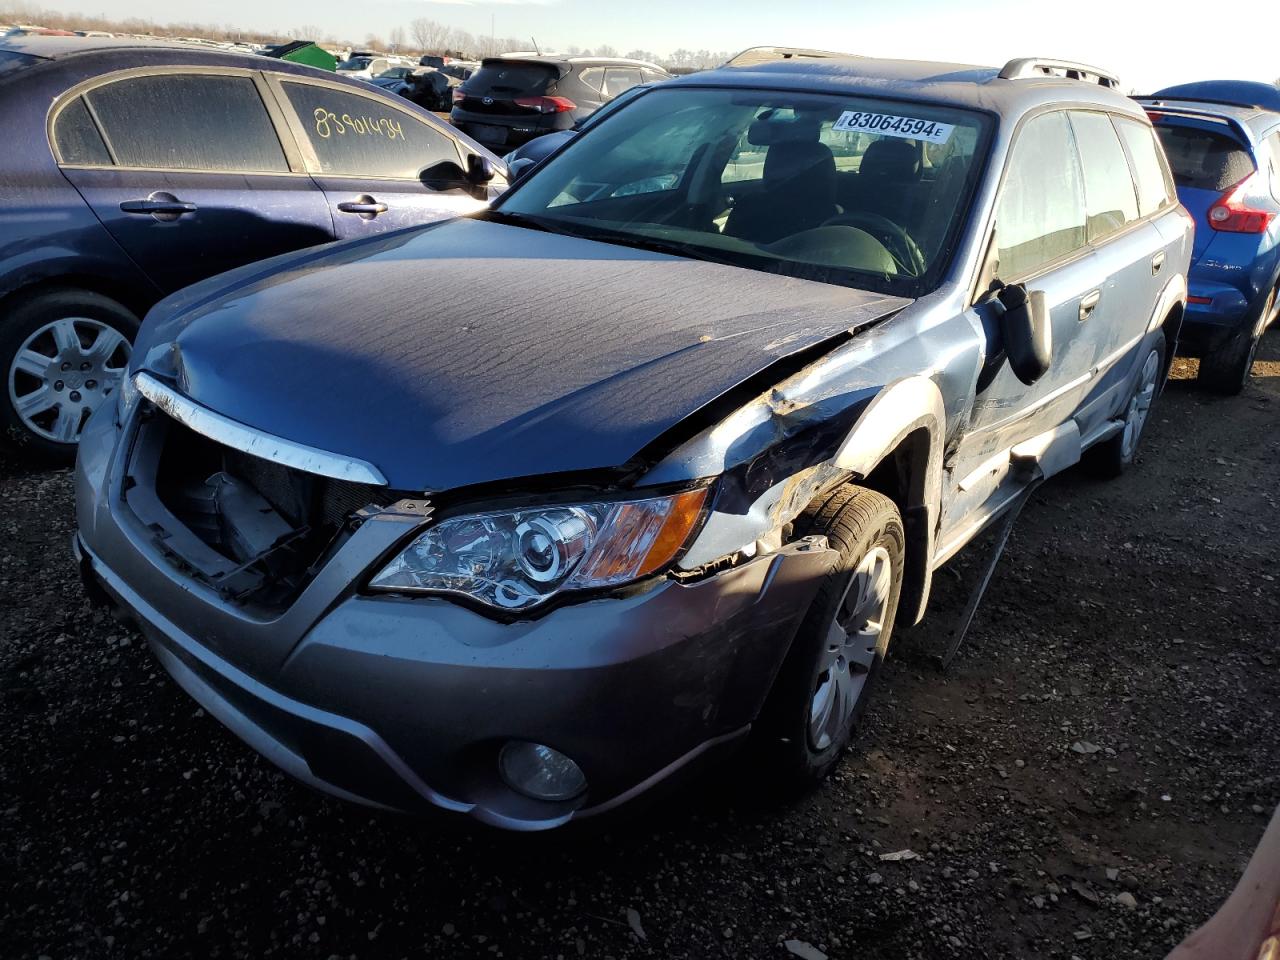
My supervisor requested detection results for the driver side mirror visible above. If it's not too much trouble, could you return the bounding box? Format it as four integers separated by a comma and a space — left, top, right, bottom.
467, 153, 497, 185
997, 283, 1051, 385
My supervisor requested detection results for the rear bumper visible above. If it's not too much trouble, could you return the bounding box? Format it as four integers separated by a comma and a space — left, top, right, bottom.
74, 407, 836, 830
449, 107, 573, 147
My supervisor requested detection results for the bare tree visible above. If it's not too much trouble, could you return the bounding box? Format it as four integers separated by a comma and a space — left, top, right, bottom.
388, 25, 406, 54
363, 32, 384, 52
289, 23, 326, 41
626, 49, 658, 63
410, 17, 452, 54
594, 43, 617, 57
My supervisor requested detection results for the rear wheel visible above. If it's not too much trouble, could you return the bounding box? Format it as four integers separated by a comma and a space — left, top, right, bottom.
0, 289, 137, 463
1085, 336, 1166, 479
1197, 285, 1276, 395
752, 485, 904, 792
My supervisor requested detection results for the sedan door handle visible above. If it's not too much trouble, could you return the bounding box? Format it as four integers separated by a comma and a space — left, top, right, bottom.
119, 192, 197, 222
1078, 289, 1102, 321
337, 195, 389, 220
1151, 251, 1166, 275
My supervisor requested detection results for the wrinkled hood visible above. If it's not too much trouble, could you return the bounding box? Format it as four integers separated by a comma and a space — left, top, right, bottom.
137, 218, 909, 492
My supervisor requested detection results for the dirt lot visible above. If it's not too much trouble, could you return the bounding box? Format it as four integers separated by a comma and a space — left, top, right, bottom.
2, 334, 1277, 960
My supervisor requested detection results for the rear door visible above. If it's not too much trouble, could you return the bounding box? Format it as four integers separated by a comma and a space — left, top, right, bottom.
52, 68, 333, 294
1067, 110, 1170, 400
272, 77, 490, 238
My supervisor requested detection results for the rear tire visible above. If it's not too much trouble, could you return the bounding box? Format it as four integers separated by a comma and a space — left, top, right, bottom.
751, 485, 904, 793
1197, 286, 1275, 395
1084, 336, 1166, 480
0, 288, 138, 464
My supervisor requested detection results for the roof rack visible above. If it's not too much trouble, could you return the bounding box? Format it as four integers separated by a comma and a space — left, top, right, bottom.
723, 46, 860, 68
998, 57, 1120, 89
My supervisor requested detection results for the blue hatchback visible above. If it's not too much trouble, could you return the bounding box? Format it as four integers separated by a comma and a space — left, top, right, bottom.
1139, 81, 1280, 392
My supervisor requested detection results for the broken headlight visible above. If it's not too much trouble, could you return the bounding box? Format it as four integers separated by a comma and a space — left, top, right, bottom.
368, 488, 708, 611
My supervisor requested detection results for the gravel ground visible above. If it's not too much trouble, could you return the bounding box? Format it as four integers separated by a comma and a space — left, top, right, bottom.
2, 333, 1277, 960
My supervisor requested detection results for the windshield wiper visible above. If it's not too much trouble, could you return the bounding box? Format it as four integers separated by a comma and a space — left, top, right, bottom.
477, 209, 582, 237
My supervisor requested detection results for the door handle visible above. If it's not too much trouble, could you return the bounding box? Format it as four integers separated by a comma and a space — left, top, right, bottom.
1078, 289, 1102, 322
1151, 251, 1166, 275
337, 195, 389, 220
119, 192, 197, 222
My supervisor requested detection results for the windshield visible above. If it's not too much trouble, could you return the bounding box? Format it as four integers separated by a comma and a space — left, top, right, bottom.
495, 86, 990, 294
337, 57, 372, 71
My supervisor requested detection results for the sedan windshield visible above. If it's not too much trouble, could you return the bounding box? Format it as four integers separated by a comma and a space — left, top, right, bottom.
494, 87, 990, 295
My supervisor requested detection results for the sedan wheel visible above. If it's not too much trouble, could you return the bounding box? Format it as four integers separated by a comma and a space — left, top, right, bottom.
1119, 346, 1160, 461
8, 317, 130, 444
0, 289, 139, 462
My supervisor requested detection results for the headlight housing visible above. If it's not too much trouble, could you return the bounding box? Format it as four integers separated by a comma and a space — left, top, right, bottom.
368, 488, 708, 611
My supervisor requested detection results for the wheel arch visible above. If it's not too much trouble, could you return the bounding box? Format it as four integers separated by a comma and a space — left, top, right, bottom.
831, 375, 946, 625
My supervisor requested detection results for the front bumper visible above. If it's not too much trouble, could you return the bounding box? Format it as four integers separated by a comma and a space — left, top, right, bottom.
74, 408, 835, 830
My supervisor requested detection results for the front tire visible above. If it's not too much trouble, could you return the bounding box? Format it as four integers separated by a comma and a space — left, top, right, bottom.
0, 288, 138, 464
752, 485, 904, 792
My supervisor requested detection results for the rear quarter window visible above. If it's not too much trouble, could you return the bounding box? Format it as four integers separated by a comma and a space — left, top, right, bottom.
1153, 123, 1256, 191
52, 96, 112, 165
1114, 117, 1176, 215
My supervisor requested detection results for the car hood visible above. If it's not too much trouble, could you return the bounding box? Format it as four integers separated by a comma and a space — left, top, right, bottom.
136, 218, 910, 492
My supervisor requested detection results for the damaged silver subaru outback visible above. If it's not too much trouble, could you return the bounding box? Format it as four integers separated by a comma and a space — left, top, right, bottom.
75, 54, 1192, 829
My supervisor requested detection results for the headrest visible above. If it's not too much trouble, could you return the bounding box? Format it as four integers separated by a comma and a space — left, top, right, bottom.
763, 140, 836, 183
859, 138, 921, 182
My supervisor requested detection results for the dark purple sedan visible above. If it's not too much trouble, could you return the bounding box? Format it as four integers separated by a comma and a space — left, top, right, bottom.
0, 36, 507, 461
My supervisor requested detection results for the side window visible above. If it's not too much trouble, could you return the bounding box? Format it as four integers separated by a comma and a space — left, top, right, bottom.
602, 68, 642, 99
1114, 117, 1176, 216
282, 82, 461, 179
641, 68, 668, 85
995, 111, 1087, 280
82, 74, 288, 172
1068, 111, 1140, 242
576, 67, 605, 95
53, 96, 112, 165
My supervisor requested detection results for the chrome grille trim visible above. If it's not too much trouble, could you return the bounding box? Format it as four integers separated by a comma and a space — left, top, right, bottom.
134, 372, 388, 486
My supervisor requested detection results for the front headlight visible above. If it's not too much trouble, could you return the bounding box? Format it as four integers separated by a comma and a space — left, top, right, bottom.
368, 488, 708, 611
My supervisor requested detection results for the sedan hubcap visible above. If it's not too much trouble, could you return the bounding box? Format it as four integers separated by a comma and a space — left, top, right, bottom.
7, 318, 130, 444
1120, 348, 1160, 460
809, 546, 893, 751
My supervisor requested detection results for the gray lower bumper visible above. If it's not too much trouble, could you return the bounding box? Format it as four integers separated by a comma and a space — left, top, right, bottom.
74, 410, 837, 829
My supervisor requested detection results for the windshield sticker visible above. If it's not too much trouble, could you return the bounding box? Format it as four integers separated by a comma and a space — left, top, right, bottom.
833, 111, 954, 144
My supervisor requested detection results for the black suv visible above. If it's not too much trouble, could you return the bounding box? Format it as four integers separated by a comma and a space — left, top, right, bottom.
451, 55, 670, 150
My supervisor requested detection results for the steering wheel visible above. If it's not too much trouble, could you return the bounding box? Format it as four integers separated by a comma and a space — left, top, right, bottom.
822, 212, 926, 277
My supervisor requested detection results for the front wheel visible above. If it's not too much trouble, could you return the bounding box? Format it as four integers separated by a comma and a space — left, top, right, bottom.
751, 485, 904, 792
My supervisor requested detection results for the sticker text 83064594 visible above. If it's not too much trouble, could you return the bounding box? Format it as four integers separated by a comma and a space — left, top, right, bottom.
833, 110, 954, 144
312, 107, 405, 141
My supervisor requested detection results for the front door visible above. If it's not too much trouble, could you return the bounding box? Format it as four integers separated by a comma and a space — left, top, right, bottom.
53, 70, 333, 294
273, 78, 492, 239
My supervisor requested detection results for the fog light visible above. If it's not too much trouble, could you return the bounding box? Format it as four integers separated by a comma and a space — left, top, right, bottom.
498, 741, 587, 802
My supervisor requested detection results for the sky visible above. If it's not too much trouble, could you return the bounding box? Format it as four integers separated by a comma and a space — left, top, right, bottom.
23, 0, 1280, 91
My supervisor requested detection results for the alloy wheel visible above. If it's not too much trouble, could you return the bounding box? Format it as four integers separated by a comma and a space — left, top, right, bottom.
7, 317, 130, 444
808, 545, 894, 751
1120, 348, 1160, 461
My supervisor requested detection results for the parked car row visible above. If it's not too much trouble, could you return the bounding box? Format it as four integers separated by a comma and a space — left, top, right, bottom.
3, 33, 1278, 832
